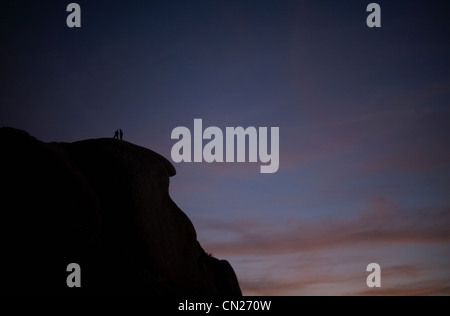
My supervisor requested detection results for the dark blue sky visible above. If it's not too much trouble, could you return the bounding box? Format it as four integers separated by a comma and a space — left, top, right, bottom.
1, 0, 450, 295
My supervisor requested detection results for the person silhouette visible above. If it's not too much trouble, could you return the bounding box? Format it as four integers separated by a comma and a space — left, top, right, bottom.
119, 129, 123, 141
114, 130, 119, 139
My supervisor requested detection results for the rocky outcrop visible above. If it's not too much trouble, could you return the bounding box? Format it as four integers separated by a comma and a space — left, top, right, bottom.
0, 127, 241, 296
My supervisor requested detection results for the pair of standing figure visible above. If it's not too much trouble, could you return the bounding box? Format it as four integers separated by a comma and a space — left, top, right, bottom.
114, 129, 123, 140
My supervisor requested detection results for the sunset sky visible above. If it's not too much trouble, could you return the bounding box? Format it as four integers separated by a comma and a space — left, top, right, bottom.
1, 0, 449, 295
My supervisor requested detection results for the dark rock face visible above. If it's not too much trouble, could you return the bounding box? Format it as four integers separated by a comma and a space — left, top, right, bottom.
0, 127, 241, 296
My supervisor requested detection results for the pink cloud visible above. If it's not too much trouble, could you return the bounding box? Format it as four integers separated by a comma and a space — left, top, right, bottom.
202, 203, 450, 256
197, 197, 450, 295
235, 258, 447, 296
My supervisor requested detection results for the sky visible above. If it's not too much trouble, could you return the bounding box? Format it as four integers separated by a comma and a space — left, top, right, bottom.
1, 0, 450, 295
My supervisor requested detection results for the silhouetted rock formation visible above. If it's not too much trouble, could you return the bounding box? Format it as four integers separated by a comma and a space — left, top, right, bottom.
0, 127, 241, 296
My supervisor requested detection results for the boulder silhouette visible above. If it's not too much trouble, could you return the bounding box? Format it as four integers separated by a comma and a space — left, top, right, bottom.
0, 127, 241, 296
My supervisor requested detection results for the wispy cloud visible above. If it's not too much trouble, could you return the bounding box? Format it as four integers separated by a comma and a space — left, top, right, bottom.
201, 201, 450, 256
196, 199, 450, 295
